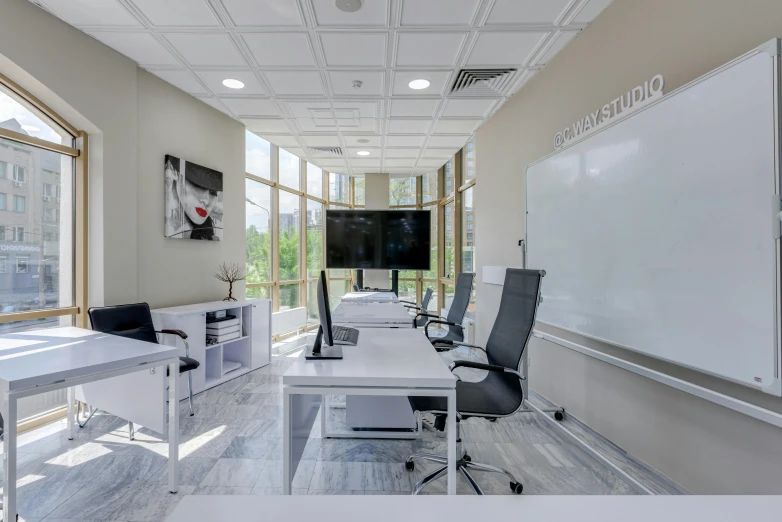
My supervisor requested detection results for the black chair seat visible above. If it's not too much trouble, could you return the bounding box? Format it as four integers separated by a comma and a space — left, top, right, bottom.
167, 356, 200, 376
408, 372, 523, 418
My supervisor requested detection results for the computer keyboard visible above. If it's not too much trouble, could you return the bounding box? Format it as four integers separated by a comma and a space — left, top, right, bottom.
332, 325, 359, 345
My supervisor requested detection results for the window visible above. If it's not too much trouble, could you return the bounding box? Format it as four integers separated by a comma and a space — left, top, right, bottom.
278, 190, 300, 281
307, 200, 324, 279
278, 148, 300, 190
0, 193, 5, 211
306, 163, 323, 199
44, 208, 59, 222
466, 214, 473, 222
444, 200, 456, 279
16, 256, 28, 274
353, 177, 365, 206
422, 172, 438, 203
12, 227, 23, 242
13, 195, 24, 213
12, 165, 25, 184
467, 233, 473, 240
245, 130, 271, 180
423, 206, 438, 280
0, 256, 5, 273
467, 223, 473, 230
464, 139, 476, 179
0, 226, 5, 240
246, 178, 272, 287
329, 172, 350, 204
390, 176, 416, 206
0, 161, 6, 178
43, 182, 56, 198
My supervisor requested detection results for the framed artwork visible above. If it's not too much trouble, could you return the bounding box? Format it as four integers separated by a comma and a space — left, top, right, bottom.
164, 155, 223, 241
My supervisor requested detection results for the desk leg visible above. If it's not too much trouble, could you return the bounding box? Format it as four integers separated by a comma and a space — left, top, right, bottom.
168, 362, 179, 494
66, 387, 75, 440
446, 390, 456, 495
283, 389, 291, 495
3, 389, 17, 520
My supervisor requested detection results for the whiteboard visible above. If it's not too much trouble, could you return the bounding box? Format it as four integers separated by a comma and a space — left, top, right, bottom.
526, 44, 781, 392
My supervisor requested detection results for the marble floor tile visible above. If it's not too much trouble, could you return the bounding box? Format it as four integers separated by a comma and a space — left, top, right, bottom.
250, 486, 282, 495
9, 476, 86, 519
511, 465, 639, 495
215, 404, 261, 420
240, 383, 279, 394
307, 489, 363, 495
234, 419, 281, 438
199, 458, 267, 487
309, 461, 364, 491
251, 459, 315, 489
231, 393, 271, 406
221, 436, 278, 459
178, 427, 237, 459
191, 486, 251, 495
363, 463, 413, 492
106, 483, 194, 522
255, 405, 283, 419
318, 439, 413, 463
91, 453, 167, 486
147, 457, 218, 486
44, 481, 135, 520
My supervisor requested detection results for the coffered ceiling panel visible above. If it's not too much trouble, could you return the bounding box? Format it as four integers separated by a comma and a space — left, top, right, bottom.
39, 0, 614, 175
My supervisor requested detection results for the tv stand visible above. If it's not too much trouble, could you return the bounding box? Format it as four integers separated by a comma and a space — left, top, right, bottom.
356, 269, 399, 296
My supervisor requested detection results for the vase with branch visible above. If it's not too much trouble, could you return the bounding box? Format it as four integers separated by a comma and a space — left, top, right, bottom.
214, 262, 245, 301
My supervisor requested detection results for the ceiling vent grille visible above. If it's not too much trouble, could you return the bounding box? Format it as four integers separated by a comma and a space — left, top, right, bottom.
307, 146, 343, 157
450, 68, 518, 96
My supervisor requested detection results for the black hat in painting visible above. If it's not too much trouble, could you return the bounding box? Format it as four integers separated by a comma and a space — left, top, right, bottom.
184, 161, 223, 192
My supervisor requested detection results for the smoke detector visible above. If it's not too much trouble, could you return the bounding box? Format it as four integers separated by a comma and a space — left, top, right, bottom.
352, 80, 363, 90
336, 0, 363, 13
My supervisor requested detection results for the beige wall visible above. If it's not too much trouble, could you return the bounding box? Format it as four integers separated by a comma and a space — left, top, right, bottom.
475, 0, 782, 493
0, 0, 246, 310
363, 174, 390, 288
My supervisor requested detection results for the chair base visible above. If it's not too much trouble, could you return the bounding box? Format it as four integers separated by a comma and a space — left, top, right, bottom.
405, 452, 523, 495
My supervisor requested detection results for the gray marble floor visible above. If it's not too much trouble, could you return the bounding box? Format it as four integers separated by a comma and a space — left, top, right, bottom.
0, 346, 681, 521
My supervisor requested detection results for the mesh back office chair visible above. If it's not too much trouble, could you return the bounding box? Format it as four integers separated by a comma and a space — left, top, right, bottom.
400, 288, 433, 327
414, 273, 474, 347
405, 268, 545, 495
85, 303, 200, 436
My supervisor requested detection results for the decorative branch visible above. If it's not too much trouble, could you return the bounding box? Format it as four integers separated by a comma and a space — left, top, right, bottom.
214, 262, 246, 301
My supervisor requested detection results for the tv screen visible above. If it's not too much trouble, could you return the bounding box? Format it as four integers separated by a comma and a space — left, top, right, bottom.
326, 210, 431, 270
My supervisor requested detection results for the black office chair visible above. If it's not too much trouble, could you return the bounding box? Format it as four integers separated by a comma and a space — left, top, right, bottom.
352, 284, 360, 291
87, 303, 199, 428
405, 268, 545, 495
400, 288, 433, 327
414, 273, 474, 348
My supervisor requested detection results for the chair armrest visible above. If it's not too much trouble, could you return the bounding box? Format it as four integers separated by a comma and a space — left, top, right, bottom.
448, 360, 525, 380
157, 329, 190, 357
398, 300, 417, 306
431, 339, 486, 354
413, 312, 440, 328
403, 304, 423, 311
424, 319, 462, 339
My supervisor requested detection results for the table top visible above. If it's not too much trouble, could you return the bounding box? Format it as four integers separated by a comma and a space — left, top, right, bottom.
284, 328, 455, 389
0, 327, 179, 391
340, 291, 399, 303
152, 299, 270, 315
166, 494, 782, 522
332, 302, 412, 325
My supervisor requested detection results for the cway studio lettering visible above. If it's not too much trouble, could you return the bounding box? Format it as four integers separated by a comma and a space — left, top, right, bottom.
554, 74, 665, 150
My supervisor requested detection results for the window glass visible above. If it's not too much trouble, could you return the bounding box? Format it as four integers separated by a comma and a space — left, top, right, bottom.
397, 279, 416, 302
279, 191, 300, 281
423, 207, 437, 280
422, 172, 438, 203
0, 161, 5, 178
445, 159, 455, 195
279, 148, 301, 190
461, 187, 475, 273
353, 176, 365, 206
306, 163, 323, 199
307, 200, 323, 279
464, 139, 475, 180
307, 280, 319, 324
444, 200, 455, 279
0, 193, 5, 210
0, 87, 71, 146
329, 173, 350, 204
246, 179, 272, 285
444, 284, 455, 310
247, 286, 270, 299
389, 176, 416, 206
279, 283, 299, 310
245, 130, 271, 180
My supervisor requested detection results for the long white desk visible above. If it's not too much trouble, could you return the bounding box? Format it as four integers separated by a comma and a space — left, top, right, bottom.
340, 291, 399, 303
283, 328, 457, 494
331, 301, 413, 328
0, 327, 181, 520
167, 494, 782, 522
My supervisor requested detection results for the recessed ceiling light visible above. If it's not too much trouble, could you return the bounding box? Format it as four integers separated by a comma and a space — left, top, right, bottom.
356, 139, 370, 144
222, 78, 245, 89
408, 79, 430, 90
335, 0, 363, 13
356, 150, 370, 156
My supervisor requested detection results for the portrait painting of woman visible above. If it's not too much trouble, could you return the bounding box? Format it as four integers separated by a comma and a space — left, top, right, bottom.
165, 155, 223, 241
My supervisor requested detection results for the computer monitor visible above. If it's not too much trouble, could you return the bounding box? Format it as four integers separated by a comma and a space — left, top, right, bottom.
305, 270, 343, 360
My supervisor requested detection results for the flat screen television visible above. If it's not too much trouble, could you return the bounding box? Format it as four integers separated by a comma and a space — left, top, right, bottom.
326, 210, 431, 270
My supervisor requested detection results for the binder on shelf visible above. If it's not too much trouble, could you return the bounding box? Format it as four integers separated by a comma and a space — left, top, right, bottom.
206, 330, 241, 344
205, 317, 239, 331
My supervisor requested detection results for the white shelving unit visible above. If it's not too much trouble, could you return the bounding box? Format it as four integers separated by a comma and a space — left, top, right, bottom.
152, 299, 272, 400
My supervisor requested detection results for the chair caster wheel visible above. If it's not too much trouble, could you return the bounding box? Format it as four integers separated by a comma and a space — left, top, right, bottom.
405, 460, 415, 471
463, 455, 471, 462
554, 411, 564, 421
510, 482, 523, 494
488, 418, 497, 422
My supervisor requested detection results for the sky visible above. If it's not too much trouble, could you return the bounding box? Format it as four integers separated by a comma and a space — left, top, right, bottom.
0, 90, 64, 144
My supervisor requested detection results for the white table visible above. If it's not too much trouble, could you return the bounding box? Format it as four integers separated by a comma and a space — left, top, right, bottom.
340, 291, 399, 303
166, 494, 782, 522
331, 301, 413, 328
282, 328, 457, 494
0, 327, 181, 520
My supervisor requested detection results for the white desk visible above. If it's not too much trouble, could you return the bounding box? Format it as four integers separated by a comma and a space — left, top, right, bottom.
340, 291, 399, 303
0, 327, 181, 520
167, 494, 782, 522
332, 302, 413, 328
282, 328, 457, 494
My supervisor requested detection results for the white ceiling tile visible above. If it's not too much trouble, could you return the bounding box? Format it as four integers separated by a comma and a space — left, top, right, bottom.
572, 0, 615, 23
320, 33, 387, 67
384, 159, 417, 167
389, 99, 439, 117
195, 70, 266, 95
467, 31, 548, 66
427, 135, 472, 147
87, 32, 179, 65
418, 158, 448, 167
441, 98, 499, 118
44, 0, 140, 26
264, 71, 324, 96
384, 148, 419, 158
537, 31, 579, 64
242, 33, 315, 67
391, 70, 452, 96
434, 120, 482, 134
332, 101, 379, 118
400, 0, 480, 26
196, 97, 231, 115
130, 0, 219, 26
311, 0, 389, 26
387, 119, 431, 134
242, 118, 292, 133
395, 33, 467, 67
264, 135, 300, 147
221, 0, 304, 26
284, 147, 306, 157
284, 101, 332, 118
296, 118, 336, 132
385, 135, 426, 147
301, 136, 341, 147
485, 0, 572, 25
421, 148, 458, 158
351, 159, 381, 168
346, 148, 380, 157
221, 97, 279, 116
433, 119, 481, 134
317, 159, 347, 167
164, 33, 247, 66
342, 135, 381, 147
328, 71, 385, 96
338, 118, 378, 133
149, 70, 207, 94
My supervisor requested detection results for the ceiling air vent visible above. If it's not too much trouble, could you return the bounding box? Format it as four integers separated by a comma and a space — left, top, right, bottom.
307, 146, 343, 157
450, 68, 518, 96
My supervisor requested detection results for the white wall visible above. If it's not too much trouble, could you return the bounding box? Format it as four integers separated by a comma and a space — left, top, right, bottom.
475, 0, 782, 493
